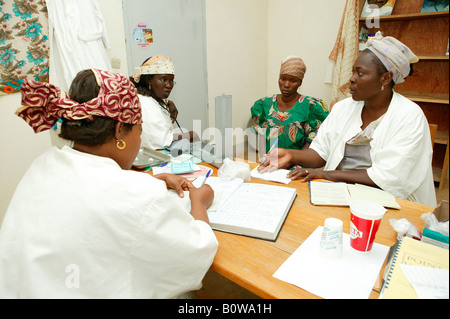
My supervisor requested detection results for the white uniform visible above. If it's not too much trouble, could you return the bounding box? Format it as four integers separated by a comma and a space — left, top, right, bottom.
140, 95, 174, 150
0, 146, 218, 298
311, 92, 436, 207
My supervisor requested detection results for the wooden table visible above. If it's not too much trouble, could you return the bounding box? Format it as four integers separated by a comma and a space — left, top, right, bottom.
203, 161, 434, 299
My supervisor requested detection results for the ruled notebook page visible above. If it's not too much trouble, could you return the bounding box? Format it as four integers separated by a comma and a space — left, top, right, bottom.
206, 178, 297, 240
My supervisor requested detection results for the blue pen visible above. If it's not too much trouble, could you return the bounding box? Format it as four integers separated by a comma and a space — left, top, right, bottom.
261, 138, 279, 165
193, 169, 211, 188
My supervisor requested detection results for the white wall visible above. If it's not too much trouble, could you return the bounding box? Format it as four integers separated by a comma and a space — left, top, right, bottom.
267, 0, 347, 105
205, 0, 269, 131
0, 94, 51, 225
98, 0, 129, 76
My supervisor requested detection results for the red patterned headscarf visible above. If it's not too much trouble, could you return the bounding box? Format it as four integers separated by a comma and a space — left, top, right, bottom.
16, 69, 142, 133
280, 56, 307, 80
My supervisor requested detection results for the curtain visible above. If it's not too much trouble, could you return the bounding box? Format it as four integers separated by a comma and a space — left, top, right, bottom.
326, 0, 359, 108
0, 0, 49, 96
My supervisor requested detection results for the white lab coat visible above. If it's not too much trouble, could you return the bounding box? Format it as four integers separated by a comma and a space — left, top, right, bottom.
47, 0, 112, 92
0, 146, 218, 299
140, 95, 174, 150
311, 92, 437, 207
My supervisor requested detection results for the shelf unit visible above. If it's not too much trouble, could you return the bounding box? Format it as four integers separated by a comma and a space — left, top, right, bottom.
359, 0, 449, 190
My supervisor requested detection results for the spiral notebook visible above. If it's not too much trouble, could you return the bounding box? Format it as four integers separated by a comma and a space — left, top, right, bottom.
380, 237, 449, 299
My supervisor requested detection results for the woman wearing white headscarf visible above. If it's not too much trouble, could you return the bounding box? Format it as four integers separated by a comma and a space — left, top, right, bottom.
259, 33, 437, 207
130, 55, 196, 151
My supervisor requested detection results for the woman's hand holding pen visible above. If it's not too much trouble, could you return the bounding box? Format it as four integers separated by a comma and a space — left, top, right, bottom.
258, 148, 293, 173
259, 146, 327, 178
154, 172, 213, 224
189, 185, 214, 224
190, 185, 214, 209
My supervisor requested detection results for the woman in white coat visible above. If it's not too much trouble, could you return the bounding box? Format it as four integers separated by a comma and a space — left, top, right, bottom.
130, 55, 198, 152
0, 69, 218, 298
258, 33, 437, 207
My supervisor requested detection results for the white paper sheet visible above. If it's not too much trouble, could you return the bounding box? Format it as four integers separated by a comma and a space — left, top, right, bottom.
399, 264, 449, 299
250, 167, 291, 184
273, 226, 389, 299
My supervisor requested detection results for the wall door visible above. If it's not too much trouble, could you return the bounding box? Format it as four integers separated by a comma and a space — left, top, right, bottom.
122, 0, 209, 131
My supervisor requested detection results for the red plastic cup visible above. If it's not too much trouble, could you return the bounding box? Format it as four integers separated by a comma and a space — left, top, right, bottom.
349, 200, 387, 253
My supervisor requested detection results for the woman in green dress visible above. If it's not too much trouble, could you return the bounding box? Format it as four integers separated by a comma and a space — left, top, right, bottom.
250, 56, 329, 152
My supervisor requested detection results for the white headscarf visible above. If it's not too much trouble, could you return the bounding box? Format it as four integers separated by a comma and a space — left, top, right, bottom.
366, 31, 418, 84
132, 55, 175, 83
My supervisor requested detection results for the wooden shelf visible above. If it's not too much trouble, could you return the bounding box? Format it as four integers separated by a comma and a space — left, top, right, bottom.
402, 93, 450, 104
359, 11, 449, 22
417, 55, 449, 60
435, 131, 449, 146
433, 166, 443, 182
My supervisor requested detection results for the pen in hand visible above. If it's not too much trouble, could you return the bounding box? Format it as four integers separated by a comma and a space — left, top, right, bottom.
192, 169, 212, 188
260, 138, 279, 165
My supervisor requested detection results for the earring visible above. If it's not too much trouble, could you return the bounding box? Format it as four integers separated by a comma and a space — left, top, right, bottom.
381, 85, 385, 91
116, 139, 126, 150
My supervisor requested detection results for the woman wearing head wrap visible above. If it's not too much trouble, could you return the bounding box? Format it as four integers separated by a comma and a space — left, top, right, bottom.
259, 33, 436, 207
250, 56, 329, 152
130, 55, 197, 152
0, 69, 218, 298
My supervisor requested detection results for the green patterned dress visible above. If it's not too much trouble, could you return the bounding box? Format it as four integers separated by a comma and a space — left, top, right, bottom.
250, 95, 329, 151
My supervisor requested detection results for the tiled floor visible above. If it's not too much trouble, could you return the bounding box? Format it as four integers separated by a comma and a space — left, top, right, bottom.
197, 169, 449, 299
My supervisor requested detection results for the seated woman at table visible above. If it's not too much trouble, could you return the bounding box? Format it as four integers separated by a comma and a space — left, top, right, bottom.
258, 33, 437, 207
130, 55, 198, 152
0, 69, 217, 298
250, 56, 329, 152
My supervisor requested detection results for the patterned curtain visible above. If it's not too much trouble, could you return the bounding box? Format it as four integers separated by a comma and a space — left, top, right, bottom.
328, 0, 359, 108
0, 0, 49, 96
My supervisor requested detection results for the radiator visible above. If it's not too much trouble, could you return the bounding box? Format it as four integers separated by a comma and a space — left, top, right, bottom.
215, 94, 233, 159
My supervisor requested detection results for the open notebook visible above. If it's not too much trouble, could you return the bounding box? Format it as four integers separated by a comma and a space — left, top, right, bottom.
308, 181, 401, 209
205, 177, 297, 241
